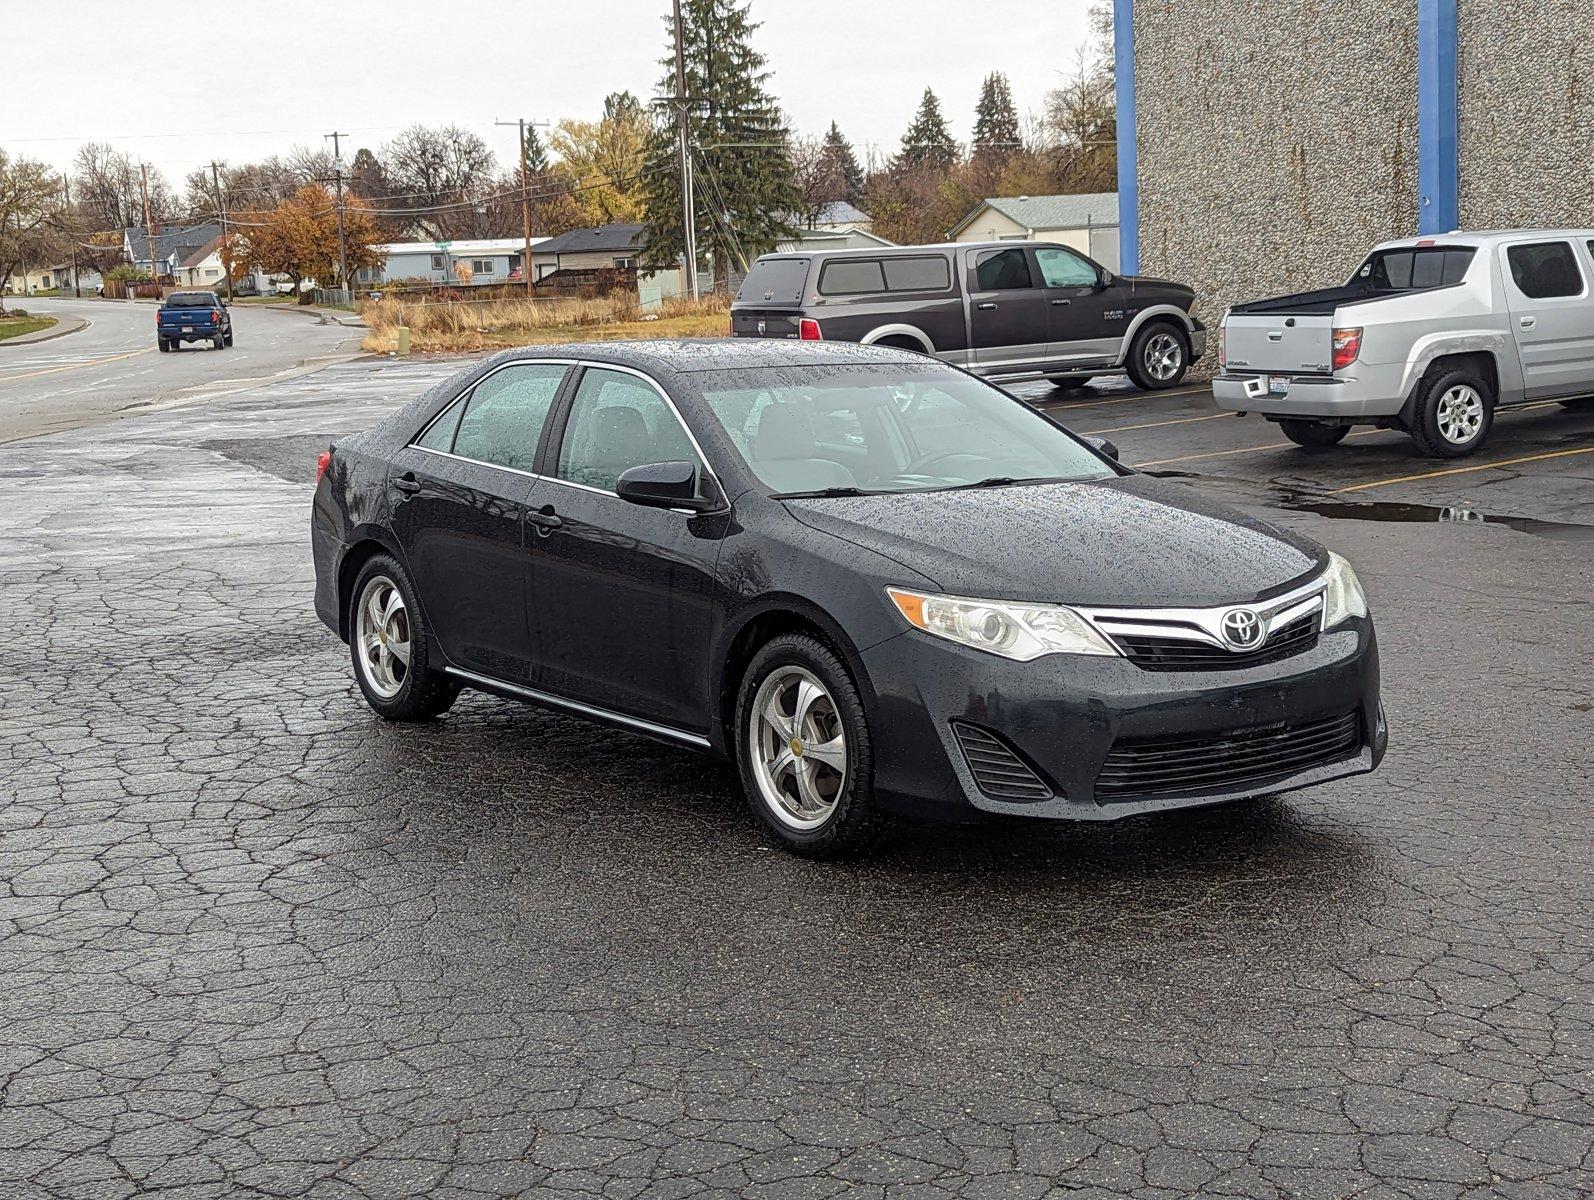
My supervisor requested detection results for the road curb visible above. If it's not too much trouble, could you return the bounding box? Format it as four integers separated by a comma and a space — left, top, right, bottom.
0, 315, 89, 346
264, 303, 366, 328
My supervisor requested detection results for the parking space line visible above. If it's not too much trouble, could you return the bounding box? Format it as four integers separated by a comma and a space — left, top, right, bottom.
1334, 444, 1594, 492
1043, 384, 1209, 411
1085, 411, 1235, 436
1132, 429, 1386, 468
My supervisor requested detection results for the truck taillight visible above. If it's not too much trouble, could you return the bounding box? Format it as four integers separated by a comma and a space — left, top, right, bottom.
211, 310, 221, 323
1217, 325, 1227, 368
315, 450, 333, 484
1332, 327, 1363, 371
798, 318, 822, 341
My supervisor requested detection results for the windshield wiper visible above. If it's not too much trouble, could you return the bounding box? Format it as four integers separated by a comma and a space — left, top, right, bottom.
775, 485, 870, 499
955, 475, 1056, 490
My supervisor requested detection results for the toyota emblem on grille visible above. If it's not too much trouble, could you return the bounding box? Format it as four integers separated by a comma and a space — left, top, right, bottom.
1220, 607, 1265, 651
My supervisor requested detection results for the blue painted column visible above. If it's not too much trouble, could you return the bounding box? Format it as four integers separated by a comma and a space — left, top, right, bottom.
1113, 0, 1138, 273
1417, 0, 1459, 233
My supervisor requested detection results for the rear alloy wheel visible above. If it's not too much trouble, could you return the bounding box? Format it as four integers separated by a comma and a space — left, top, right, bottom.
1125, 322, 1189, 390
1279, 419, 1350, 449
736, 634, 884, 856
347, 554, 460, 720
1410, 368, 1494, 457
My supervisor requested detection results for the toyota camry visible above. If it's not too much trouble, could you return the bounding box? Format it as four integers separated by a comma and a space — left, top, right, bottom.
311, 341, 1385, 855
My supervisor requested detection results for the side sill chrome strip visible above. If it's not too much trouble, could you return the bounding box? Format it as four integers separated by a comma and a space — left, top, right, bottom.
444, 667, 712, 748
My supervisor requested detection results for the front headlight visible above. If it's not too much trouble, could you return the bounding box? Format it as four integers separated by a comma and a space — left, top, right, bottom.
886, 587, 1119, 661
1322, 551, 1368, 627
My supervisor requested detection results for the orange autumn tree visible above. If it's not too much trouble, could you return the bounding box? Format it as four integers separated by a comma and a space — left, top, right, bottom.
238, 183, 385, 303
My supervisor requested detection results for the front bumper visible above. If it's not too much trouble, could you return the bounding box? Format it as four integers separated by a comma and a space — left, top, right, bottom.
1211, 362, 1405, 419
859, 617, 1383, 822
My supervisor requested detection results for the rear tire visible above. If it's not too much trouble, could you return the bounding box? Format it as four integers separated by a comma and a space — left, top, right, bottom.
212, 334, 224, 350
157, 338, 170, 353
735, 633, 886, 857
347, 554, 461, 721
1046, 374, 1093, 389
1410, 367, 1494, 458
1279, 419, 1350, 449
1125, 321, 1189, 390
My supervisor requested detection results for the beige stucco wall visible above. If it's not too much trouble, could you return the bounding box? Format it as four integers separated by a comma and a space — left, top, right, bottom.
1132, 0, 1419, 324
1457, 0, 1594, 228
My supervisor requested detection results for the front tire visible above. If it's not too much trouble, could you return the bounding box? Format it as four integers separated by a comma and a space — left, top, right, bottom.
735, 634, 885, 856
1046, 374, 1093, 389
1410, 368, 1494, 457
1279, 419, 1350, 449
347, 554, 460, 720
1125, 322, 1190, 390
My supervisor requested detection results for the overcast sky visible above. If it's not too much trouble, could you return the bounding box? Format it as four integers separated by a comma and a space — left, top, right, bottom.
4, 0, 1097, 182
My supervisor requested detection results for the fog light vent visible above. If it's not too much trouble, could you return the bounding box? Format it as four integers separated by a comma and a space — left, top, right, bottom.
950, 722, 1054, 801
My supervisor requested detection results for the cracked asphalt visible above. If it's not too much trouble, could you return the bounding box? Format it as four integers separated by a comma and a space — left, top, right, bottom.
1, 357, 1591, 1198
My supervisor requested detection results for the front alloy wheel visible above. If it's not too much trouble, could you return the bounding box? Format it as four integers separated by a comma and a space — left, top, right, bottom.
735, 634, 884, 855
1126, 322, 1189, 390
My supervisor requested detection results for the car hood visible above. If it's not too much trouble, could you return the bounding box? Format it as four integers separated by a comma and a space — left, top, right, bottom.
783, 476, 1324, 607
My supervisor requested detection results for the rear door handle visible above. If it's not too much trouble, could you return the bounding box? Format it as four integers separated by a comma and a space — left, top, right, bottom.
527, 507, 563, 535
976, 302, 998, 310
393, 473, 421, 493
1520, 316, 1536, 329
1050, 299, 1071, 307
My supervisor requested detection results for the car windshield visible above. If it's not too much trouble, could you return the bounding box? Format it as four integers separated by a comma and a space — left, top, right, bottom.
164, 292, 215, 308
690, 365, 1118, 497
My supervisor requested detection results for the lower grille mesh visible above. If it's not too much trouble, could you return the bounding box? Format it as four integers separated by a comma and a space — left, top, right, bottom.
951, 722, 1053, 801
1096, 710, 1361, 801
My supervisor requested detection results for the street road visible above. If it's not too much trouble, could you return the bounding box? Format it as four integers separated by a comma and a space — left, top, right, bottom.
0, 296, 362, 443
1, 352, 1590, 1198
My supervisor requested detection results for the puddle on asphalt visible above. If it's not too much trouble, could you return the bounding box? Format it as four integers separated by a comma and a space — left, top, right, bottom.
1279, 497, 1594, 543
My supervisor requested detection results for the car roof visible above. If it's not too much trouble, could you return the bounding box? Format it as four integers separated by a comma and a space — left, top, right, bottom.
757, 239, 1069, 261
487, 338, 930, 375
1371, 229, 1594, 252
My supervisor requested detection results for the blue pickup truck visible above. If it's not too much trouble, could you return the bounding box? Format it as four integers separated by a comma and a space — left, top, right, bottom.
157, 290, 233, 352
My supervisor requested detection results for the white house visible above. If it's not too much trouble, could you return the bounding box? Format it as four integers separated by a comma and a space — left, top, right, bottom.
776, 202, 895, 254
363, 238, 548, 289
949, 193, 1120, 271
124, 223, 222, 280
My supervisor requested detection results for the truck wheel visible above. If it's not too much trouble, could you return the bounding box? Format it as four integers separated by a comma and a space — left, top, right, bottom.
1410, 368, 1494, 457
157, 338, 170, 353
1125, 322, 1189, 390
1279, 420, 1349, 449
1046, 374, 1093, 389
212, 335, 224, 350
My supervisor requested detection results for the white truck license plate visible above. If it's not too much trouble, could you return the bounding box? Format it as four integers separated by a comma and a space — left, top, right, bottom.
181, 325, 194, 333
1268, 375, 1292, 396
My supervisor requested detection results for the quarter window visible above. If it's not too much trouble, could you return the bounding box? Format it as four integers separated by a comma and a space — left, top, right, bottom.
882, 255, 952, 292
414, 399, 465, 453
1506, 242, 1584, 299
818, 259, 886, 296
556, 368, 702, 493
1034, 247, 1099, 288
449, 364, 567, 470
974, 247, 1034, 291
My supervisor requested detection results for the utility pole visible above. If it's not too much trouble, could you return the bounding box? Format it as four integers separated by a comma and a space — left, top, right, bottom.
209, 161, 234, 302
496, 117, 547, 297
325, 130, 350, 302
672, 0, 699, 299
139, 163, 156, 288
63, 175, 81, 298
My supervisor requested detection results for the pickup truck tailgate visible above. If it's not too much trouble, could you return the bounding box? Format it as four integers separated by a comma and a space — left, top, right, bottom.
1224, 314, 1334, 374
731, 308, 801, 339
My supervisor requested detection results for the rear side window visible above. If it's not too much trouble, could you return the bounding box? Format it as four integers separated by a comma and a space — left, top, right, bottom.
1506, 241, 1585, 299
449, 363, 567, 471
818, 259, 886, 295
415, 400, 464, 452
738, 258, 809, 304
882, 256, 951, 292
1359, 247, 1475, 290
974, 248, 1034, 291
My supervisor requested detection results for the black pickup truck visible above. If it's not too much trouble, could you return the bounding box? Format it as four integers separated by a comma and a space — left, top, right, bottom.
731, 242, 1205, 390
157, 290, 233, 352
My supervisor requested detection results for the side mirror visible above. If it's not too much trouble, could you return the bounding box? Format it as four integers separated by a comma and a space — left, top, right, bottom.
1095, 270, 1115, 291
616, 460, 717, 511
1086, 436, 1120, 462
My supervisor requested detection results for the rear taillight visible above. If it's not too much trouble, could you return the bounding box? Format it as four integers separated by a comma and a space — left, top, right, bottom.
211, 309, 221, 323
798, 318, 821, 341
1332, 327, 1363, 372
315, 450, 333, 484
1217, 325, 1227, 369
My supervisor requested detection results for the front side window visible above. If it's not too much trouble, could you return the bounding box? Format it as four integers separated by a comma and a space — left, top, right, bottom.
1034, 247, 1099, 288
1507, 241, 1584, 299
556, 368, 701, 493
974, 247, 1033, 291
694, 365, 1117, 497
448, 363, 567, 470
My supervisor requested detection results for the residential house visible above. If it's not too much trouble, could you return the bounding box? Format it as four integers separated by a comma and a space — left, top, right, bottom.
44, 262, 104, 294
776, 201, 895, 254
364, 238, 547, 289
3, 266, 73, 295
123, 223, 223, 281
178, 238, 229, 288
531, 223, 645, 279
948, 193, 1120, 271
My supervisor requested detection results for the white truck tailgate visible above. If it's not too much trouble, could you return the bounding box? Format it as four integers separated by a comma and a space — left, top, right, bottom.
1224, 314, 1335, 375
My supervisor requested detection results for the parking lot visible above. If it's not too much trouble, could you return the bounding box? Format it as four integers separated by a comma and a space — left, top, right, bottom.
2, 354, 1591, 1199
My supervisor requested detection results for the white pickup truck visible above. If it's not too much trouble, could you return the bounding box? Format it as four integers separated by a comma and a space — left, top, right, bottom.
1213, 230, 1594, 456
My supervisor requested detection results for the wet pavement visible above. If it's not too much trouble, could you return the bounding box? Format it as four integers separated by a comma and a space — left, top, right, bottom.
1, 357, 1591, 1198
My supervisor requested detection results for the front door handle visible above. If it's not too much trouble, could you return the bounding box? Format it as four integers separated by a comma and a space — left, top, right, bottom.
1050, 298, 1071, 306
393, 473, 421, 493
1520, 316, 1536, 329
527, 507, 563, 536
975, 302, 998, 310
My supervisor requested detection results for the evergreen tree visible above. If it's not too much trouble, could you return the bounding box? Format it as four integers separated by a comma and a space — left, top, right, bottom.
972, 72, 1021, 165
640, 0, 799, 279
818, 121, 864, 205
522, 124, 550, 175
895, 88, 957, 172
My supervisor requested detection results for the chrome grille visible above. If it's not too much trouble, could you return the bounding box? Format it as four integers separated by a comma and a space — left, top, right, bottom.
1095, 710, 1362, 801
1110, 610, 1321, 671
